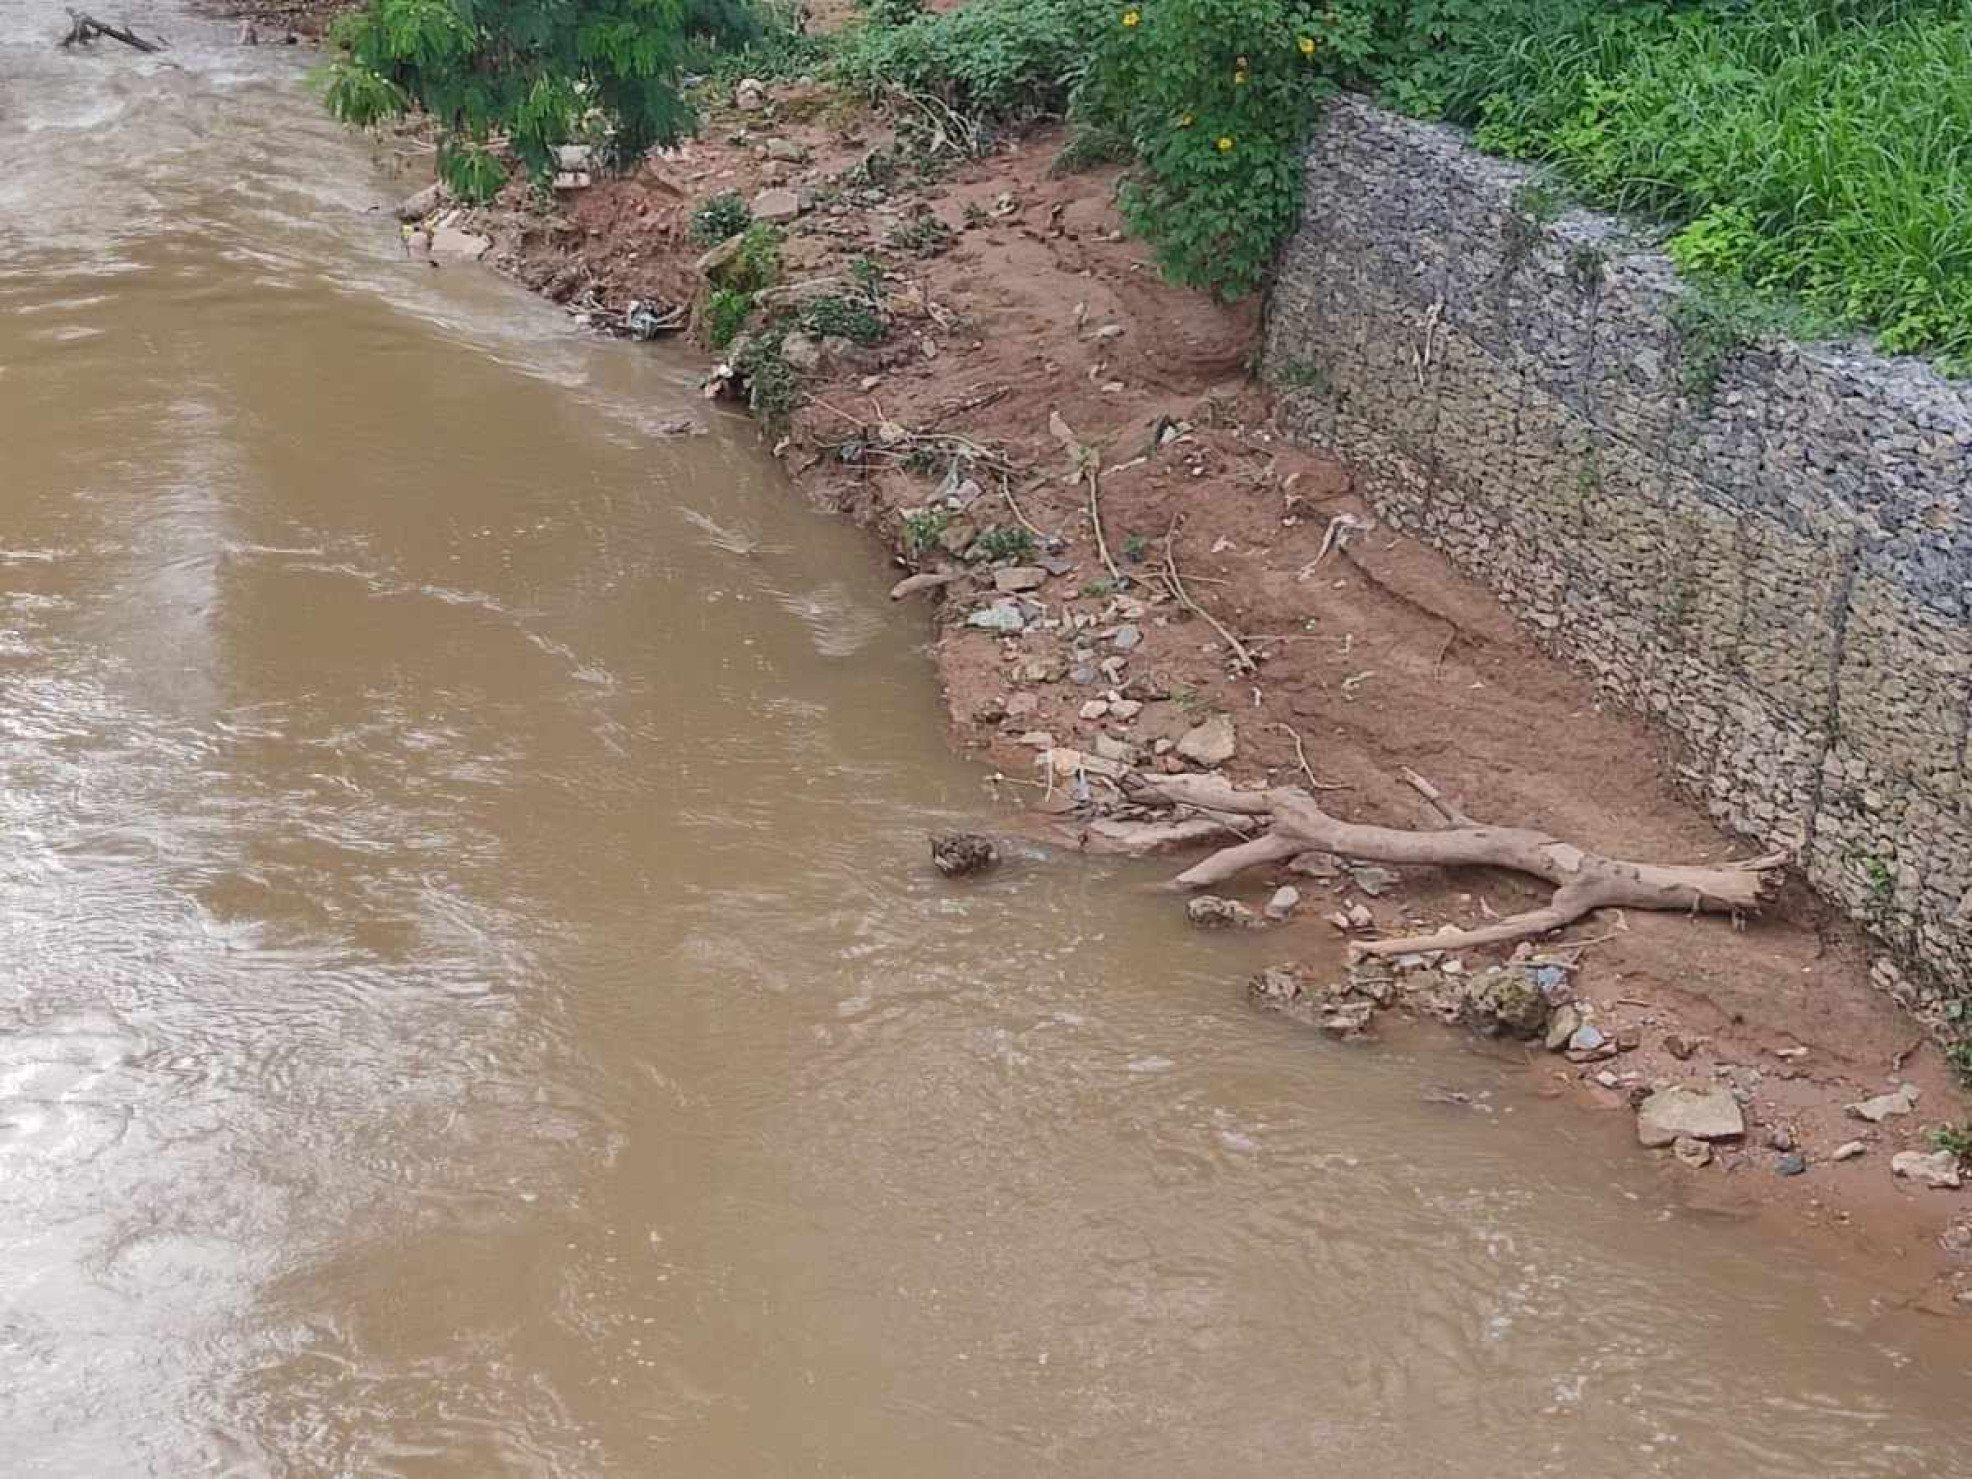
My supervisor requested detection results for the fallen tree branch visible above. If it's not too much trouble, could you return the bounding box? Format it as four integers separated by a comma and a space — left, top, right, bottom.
1161, 517, 1258, 674
1126, 771, 1787, 956
60, 8, 163, 49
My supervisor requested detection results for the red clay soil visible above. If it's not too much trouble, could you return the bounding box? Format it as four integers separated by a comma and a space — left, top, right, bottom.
416, 82, 1972, 1308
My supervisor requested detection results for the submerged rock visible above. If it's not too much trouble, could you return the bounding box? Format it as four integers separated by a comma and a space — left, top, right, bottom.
1458, 965, 1551, 1040
1636, 1083, 1745, 1148
930, 832, 997, 878
1187, 894, 1254, 929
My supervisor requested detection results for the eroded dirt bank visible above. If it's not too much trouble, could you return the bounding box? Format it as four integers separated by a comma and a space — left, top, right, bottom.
389, 78, 1972, 1303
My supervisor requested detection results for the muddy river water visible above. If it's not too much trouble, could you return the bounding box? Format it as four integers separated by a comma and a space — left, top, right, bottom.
3, 6, 1969, 1475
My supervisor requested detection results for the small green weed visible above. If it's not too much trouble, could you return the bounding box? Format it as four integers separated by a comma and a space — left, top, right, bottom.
689, 191, 753, 248
973, 525, 1036, 561
704, 288, 755, 348
902, 508, 950, 557
1857, 854, 1896, 904
732, 329, 801, 429
1931, 1120, 1972, 1164
1121, 532, 1150, 563
888, 208, 955, 257
724, 223, 784, 295
1275, 357, 1329, 394
1945, 1039, 1972, 1087
799, 294, 886, 344
1565, 241, 1606, 297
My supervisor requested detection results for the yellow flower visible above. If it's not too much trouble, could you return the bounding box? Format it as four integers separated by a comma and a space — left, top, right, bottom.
1298, 35, 1317, 56
1216, 135, 1234, 152
1121, 7, 1139, 25
1233, 68, 1249, 85
1178, 112, 1194, 127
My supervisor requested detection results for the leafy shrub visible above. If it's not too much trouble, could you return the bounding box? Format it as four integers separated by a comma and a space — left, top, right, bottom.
974, 525, 1037, 561
733, 329, 802, 426
1081, 0, 1343, 300
690, 190, 754, 247
325, 0, 694, 200
704, 288, 756, 348
1049, 121, 1134, 176
888, 208, 955, 256
697, 0, 828, 83
902, 508, 950, 557
727, 222, 784, 294
832, 0, 1107, 123
799, 293, 887, 344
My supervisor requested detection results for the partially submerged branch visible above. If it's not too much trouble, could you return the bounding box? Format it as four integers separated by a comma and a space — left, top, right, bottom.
59, 9, 164, 50
1126, 771, 1786, 956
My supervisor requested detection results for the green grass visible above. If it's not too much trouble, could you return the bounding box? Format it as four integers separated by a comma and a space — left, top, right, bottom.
1431, 0, 1972, 368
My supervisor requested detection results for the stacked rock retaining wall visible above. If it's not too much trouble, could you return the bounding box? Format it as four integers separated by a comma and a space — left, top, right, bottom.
1265, 97, 1972, 1008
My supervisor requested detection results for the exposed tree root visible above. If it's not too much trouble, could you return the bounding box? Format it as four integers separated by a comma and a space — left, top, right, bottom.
59, 9, 163, 50
1124, 771, 1788, 957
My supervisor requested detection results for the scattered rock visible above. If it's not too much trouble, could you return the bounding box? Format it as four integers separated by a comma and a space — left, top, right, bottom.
554, 143, 593, 171
1264, 886, 1300, 921
1636, 1083, 1745, 1148
1187, 895, 1254, 929
1567, 1023, 1607, 1055
1092, 735, 1134, 763
1458, 965, 1551, 1040
1111, 623, 1143, 651
1614, 1027, 1642, 1053
1831, 1140, 1867, 1162
1845, 1083, 1920, 1123
1078, 698, 1109, 720
1346, 862, 1400, 896
1175, 713, 1237, 767
393, 181, 444, 222
1764, 1124, 1797, 1153
1891, 1150, 1963, 1190
734, 77, 767, 110
1672, 1135, 1713, 1169
752, 187, 802, 224
428, 223, 492, 262
765, 137, 808, 163
930, 832, 997, 877
1543, 1002, 1581, 1052
1109, 697, 1143, 720
967, 602, 1027, 633
1345, 901, 1374, 930
1662, 1033, 1696, 1061
780, 331, 823, 371
1774, 1151, 1808, 1177
994, 566, 1046, 593
1320, 1000, 1375, 1039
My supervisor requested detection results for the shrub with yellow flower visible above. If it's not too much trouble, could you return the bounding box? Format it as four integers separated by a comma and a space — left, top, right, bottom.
1298, 35, 1316, 57
1216, 135, 1234, 152
1120, 7, 1139, 25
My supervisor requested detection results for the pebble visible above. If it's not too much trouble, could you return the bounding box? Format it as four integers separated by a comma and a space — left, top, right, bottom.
994, 566, 1046, 593
1544, 1003, 1582, 1053
1078, 699, 1109, 720
1186, 895, 1254, 930
1831, 1140, 1867, 1162
1672, 1135, 1712, 1168
1765, 1125, 1797, 1152
1264, 886, 1300, 921
1111, 623, 1143, 651
1774, 1152, 1808, 1177
1069, 666, 1098, 685
1108, 697, 1143, 719
1175, 713, 1237, 767
1568, 1023, 1607, 1055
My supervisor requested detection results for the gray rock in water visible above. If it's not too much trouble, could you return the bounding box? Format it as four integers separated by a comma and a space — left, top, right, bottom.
428, 223, 491, 262
1543, 1002, 1581, 1052
1845, 1083, 1919, 1123
1459, 966, 1551, 1040
1175, 713, 1236, 766
1264, 885, 1301, 920
1186, 894, 1254, 929
394, 181, 445, 222
930, 832, 997, 877
1891, 1149, 1963, 1189
1321, 1000, 1374, 1038
1637, 1083, 1745, 1148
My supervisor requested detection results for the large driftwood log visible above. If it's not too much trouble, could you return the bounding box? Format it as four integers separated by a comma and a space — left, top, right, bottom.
1125, 771, 1787, 957
59, 9, 164, 50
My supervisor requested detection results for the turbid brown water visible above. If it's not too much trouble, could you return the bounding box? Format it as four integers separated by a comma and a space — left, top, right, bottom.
3, 8, 1970, 1476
